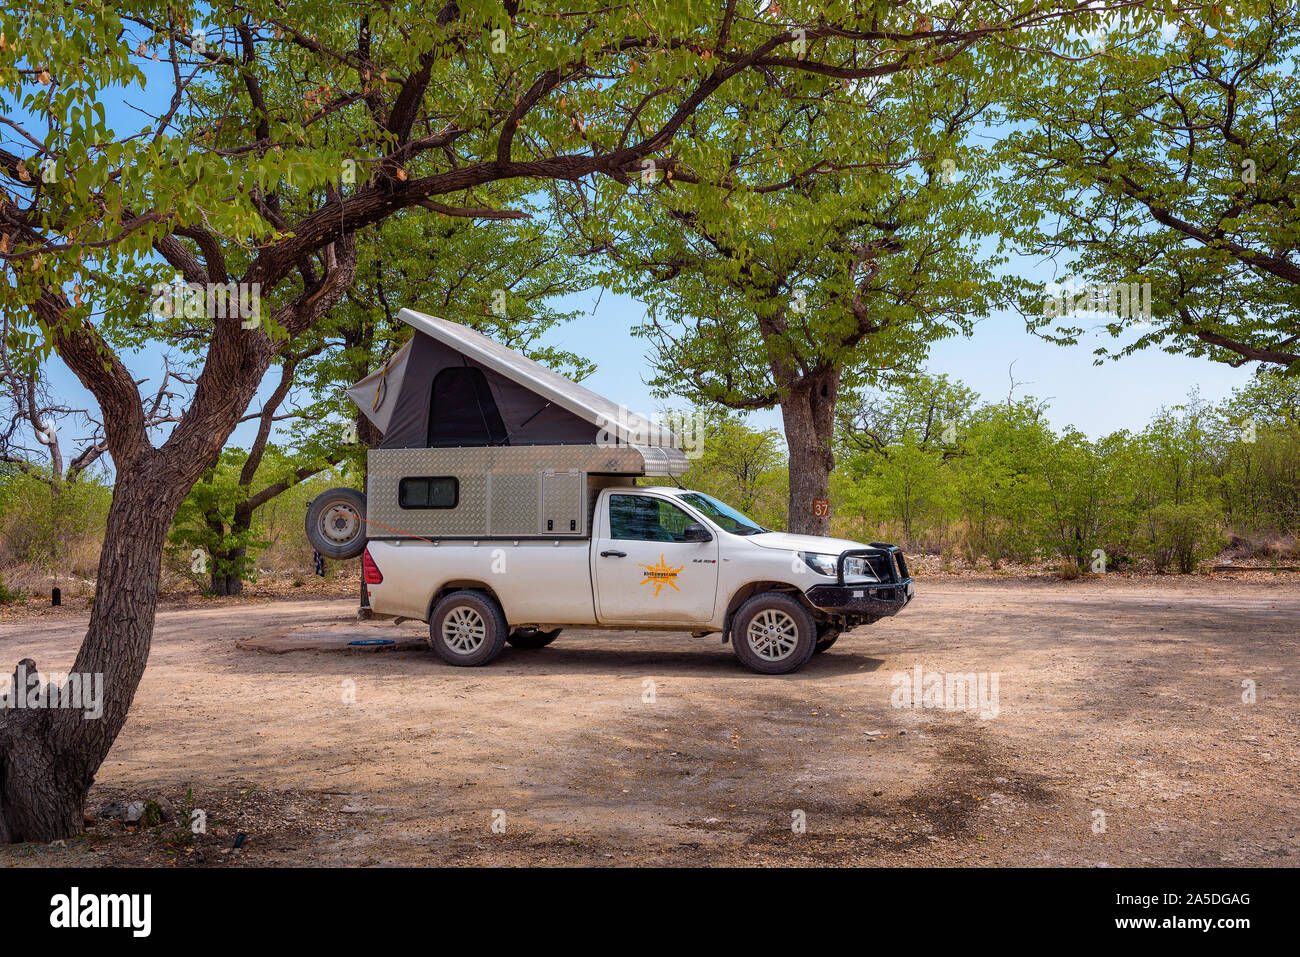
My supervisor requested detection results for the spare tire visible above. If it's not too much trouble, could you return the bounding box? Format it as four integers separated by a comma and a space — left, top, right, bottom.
305, 487, 367, 560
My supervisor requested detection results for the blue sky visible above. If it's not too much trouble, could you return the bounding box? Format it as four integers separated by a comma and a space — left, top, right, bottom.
38, 277, 1254, 468
534, 288, 1254, 444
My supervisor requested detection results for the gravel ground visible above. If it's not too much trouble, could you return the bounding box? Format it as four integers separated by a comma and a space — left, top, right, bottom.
1, 575, 1296, 867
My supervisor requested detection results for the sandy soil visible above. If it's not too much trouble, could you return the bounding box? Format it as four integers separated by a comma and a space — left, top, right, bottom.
1, 575, 1296, 867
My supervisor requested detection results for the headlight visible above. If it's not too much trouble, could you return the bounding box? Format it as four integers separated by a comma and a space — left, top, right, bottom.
798, 552, 878, 580
842, 556, 875, 579
799, 552, 839, 576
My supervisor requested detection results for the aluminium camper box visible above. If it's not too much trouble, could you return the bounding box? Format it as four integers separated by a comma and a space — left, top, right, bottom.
311, 308, 689, 555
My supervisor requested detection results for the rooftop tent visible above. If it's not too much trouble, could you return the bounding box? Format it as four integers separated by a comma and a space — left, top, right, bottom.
347, 309, 683, 452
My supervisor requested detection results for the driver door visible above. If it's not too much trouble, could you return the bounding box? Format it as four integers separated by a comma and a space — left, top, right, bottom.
594, 493, 719, 623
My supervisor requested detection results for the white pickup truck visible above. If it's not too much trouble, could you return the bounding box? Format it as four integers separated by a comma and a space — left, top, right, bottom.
359, 484, 913, 674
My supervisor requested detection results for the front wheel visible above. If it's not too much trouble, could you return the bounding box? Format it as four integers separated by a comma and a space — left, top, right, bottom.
429, 590, 508, 667
730, 592, 817, 674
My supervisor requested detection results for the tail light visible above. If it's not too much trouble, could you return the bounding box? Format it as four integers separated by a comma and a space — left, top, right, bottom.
362, 547, 383, 584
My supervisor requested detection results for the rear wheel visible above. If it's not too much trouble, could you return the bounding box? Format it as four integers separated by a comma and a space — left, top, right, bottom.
429, 590, 508, 667
730, 592, 817, 675
507, 627, 562, 649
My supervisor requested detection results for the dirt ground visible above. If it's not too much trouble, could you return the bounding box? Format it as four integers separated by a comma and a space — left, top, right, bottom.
1, 575, 1296, 867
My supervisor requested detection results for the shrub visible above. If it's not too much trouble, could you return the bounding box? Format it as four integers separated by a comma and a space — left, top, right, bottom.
0, 573, 23, 604
1146, 500, 1220, 573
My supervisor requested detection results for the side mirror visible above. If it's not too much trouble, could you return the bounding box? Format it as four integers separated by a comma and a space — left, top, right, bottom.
682, 523, 713, 543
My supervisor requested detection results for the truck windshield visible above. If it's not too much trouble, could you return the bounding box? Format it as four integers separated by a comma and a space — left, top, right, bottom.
679, 492, 767, 536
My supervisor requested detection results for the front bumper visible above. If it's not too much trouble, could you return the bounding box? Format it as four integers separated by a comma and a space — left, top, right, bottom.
805, 579, 914, 617
804, 543, 914, 618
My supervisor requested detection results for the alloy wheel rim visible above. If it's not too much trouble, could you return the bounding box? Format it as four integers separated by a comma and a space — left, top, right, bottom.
442, 607, 487, 654
746, 609, 799, 661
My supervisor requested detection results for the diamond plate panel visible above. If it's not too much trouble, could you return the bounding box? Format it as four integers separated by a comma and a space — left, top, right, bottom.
541, 471, 584, 535
489, 473, 541, 536
368, 447, 621, 538
367, 449, 488, 537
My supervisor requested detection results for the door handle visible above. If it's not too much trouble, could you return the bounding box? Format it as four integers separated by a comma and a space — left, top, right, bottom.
600, 549, 627, 558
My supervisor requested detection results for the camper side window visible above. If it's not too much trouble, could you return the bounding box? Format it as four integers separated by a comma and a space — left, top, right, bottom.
399, 476, 459, 509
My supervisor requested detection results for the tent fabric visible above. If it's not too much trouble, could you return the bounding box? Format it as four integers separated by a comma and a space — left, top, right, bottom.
375, 329, 597, 449
426, 366, 508, 446
343, 337, 412, 436
350, 310, 683, 450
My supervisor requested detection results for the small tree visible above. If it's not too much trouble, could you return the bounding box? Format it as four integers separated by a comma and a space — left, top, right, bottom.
1036, 428, 1138, 571
1136, 395, 1223, 572
654, 408, 787, 529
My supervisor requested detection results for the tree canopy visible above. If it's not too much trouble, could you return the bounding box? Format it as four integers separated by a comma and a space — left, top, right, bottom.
1000, 1, 1299, 370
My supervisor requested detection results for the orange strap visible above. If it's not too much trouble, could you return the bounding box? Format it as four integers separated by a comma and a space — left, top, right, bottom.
358, 515, 439, 546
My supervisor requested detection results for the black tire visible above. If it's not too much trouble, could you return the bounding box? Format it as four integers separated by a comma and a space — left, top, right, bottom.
507, 627, 562, 649
305, 487, 367, 560
814, 629, 840, 654
730, 592, 818, 675
428, 590, 509, 667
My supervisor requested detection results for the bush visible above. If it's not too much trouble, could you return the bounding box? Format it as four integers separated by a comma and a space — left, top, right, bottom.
0, 471, 111, 580
0, 573, 23, 604
1145, 500, 1220, 574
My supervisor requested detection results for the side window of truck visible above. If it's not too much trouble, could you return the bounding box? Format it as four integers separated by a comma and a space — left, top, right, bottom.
608, 494, 693, 543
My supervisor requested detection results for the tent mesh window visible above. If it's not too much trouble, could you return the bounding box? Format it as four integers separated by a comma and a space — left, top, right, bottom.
427, 366, 508, 446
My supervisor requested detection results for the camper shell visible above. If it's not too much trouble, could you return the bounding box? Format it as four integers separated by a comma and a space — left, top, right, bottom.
346, 308, 688, 541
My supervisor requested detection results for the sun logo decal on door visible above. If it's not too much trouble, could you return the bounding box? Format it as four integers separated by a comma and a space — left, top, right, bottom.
638, 554, 683, 596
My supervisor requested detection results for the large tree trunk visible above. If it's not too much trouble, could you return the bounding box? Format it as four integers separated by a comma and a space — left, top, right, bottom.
779, 369, 840, 536
0, 470, 180, 842
1, 241, 358, 844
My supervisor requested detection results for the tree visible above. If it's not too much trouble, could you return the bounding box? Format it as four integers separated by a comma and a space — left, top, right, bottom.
1213, 373, 1300, 532
1036, 427, 1138, 570
944, 400, 1053, 566
837, 371, 978, 458
1000, 2, 1300, 370
1135, 392, 1223, 572
0, 0, 1125, 841
836, 372, 978, 548
601, 56, 1013, 534
0, 310, 186, 490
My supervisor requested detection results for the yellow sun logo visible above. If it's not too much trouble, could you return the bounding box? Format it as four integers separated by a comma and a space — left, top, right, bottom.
638, 554, 683, 596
